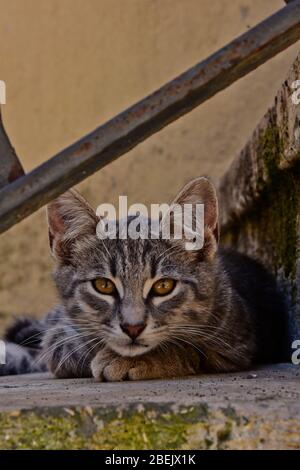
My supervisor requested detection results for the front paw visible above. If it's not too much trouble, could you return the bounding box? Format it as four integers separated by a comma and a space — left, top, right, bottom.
91, 349, 131, 382
91, 350, 156, 382
91, 345, 201, 382
92, 351, 166, 382
126, 360, 158, 381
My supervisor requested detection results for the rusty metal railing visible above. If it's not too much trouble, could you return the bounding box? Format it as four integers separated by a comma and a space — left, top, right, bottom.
0, 0, 300, 234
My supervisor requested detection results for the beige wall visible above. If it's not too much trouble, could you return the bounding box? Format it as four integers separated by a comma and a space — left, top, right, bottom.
0, 0, 299, 326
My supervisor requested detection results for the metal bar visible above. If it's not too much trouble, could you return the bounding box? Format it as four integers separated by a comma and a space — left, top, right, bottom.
1, 1, 300, 234
0, 108, 24, 191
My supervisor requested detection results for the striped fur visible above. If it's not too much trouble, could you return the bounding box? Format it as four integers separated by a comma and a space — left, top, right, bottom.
0, 178, 287, 380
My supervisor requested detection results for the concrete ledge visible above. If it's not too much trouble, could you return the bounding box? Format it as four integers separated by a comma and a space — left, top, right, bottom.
218, 52, 300, 339
0, 364, 299, 449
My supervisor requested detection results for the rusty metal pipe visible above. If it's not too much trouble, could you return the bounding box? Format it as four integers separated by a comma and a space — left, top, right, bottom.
1, 0, 300, 233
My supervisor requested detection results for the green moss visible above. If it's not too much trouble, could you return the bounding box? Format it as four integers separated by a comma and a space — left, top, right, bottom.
221, 406, 241, 425
225, 124, 300, 295
0, 412, 85, 450
0, 405, 298, 450
257, 126, 300, 287
267, 177, 298, 281
90, 412, 188, 450
258, 125, 283, 184
0, 407, 198, 450
216, 421, 232, 443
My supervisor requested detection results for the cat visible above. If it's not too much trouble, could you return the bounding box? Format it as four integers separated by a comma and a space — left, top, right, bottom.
0, 177, 287, 381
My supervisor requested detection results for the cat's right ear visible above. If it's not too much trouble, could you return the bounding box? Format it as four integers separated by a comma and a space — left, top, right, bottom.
164, 177, 219, 260
47, 189, 98, 263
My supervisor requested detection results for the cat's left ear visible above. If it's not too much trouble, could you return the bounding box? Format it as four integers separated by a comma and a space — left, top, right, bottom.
47, 189, 98, 263
167, 177, 219, 259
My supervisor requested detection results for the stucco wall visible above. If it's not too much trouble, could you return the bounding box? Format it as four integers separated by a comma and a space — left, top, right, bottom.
0, 0, 299, 324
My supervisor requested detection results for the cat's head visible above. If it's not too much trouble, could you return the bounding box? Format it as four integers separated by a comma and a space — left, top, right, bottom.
47, 177, 219, 357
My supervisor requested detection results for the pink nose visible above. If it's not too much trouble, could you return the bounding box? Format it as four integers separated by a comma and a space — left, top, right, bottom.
121, 323, 146, 340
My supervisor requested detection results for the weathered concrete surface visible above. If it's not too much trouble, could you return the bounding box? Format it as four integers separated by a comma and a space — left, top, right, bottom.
0, 364, 299, 449
219, 52, 300, 341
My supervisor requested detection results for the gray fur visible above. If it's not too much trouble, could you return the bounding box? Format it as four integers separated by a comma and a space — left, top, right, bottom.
0, 178, 286, 378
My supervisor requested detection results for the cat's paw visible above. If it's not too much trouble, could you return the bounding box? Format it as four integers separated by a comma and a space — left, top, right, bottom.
92, 355, 159, 382
91, 350, 157, 381
102, 357, 133, 381
91, 349, 132, 381
126, 351, 201, 380
91, 345, 201, 382
91, 349, 111, 381
126, 361, 159, 381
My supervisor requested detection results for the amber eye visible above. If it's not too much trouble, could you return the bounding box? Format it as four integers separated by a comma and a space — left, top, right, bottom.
92, 277, 116, 295
151, 278, 176, 296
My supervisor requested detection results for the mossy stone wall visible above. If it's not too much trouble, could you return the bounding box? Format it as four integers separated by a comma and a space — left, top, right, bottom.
219, 53, 300, 343
0, 404, 299, 450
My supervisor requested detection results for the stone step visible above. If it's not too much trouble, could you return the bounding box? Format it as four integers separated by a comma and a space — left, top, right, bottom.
0, 364, 299, 449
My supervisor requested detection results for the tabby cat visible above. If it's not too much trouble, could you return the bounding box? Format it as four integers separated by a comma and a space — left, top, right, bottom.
0, 177, 287, 380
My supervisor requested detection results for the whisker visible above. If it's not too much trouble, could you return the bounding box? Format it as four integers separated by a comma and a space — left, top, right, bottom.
57, 336, 101, 371
166, 336, 208, 359
34, 331, 95, 366
79, 338, 106, 376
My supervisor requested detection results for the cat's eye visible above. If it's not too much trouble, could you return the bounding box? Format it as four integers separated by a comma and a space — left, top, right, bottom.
151, 278, 176, 296
92, 277, 116, 295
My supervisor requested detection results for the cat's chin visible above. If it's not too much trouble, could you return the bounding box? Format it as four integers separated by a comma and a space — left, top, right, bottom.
109, 342, 154, 357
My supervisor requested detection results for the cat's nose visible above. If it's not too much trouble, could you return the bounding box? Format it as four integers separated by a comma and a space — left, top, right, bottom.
120, 322, 146, 340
